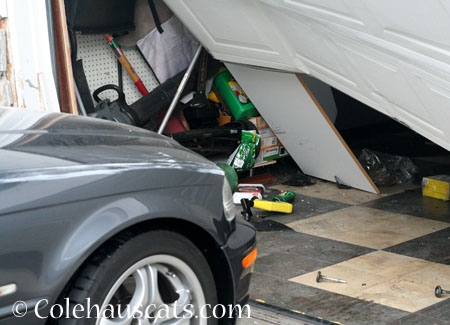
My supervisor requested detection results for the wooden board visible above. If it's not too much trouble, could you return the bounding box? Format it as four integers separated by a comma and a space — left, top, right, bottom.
227, 63, 379, 194
51, 0, 78, 114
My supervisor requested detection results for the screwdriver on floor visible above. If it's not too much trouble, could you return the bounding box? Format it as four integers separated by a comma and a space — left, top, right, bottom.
316, 271, 347, 284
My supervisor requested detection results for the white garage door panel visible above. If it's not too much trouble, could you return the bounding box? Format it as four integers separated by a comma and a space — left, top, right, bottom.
364, 0, 450, 52
259, 0, 450, 151
164, 0, 305, 72
269, 0, 365, 29
259, 6, 361, 93
167, 0, 450, 152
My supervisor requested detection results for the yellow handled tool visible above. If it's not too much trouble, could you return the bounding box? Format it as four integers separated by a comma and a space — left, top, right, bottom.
252, 199, 293, 214
240, 198, 293, 221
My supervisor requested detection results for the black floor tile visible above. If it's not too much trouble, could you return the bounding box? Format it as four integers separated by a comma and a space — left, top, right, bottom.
255, 231, 374, 260
250, 272, 409, 325
385, 227, 450, 264
251, 219, 295, 232
414, 298, 450, 324
286, 234, 374, 265
255, 231, 304, 258
362, 189, 450, 222
256, 231, 373, 270
254, 250, 334, 280
390, 313, 449, 325
252, 194, 350, 225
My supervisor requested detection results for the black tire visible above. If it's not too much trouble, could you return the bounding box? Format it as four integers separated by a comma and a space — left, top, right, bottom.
56, 230, 218, 324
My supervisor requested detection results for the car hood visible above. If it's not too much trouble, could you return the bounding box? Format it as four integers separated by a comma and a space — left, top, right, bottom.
0, 110, 224, 214
0, 109, 216, 170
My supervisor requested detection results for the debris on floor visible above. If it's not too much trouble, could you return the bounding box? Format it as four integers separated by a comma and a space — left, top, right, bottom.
283, 171, 316, 187
435, 285, 450, 298
272, 191, 296, 203
316, 271, 347, 284
359, 148, 419, 186
422, 175, 450, 201
334, 175, 352, 190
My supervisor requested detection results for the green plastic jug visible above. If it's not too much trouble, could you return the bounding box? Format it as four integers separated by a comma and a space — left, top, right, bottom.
214, 69, 258, 120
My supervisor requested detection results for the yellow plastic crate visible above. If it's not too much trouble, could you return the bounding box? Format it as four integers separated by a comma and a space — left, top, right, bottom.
422, 175, 450, 201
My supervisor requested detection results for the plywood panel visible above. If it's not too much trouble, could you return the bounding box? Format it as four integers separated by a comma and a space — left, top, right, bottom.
227, 63, 378, 193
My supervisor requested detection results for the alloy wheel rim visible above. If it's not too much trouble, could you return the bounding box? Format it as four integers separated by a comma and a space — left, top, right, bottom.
96, 254, 207, 325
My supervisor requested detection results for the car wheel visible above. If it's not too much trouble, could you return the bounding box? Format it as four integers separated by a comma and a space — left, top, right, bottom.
57, 230, 218, 324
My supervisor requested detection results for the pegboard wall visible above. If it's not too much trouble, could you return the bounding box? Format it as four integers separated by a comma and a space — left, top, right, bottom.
76, 33, 160, 105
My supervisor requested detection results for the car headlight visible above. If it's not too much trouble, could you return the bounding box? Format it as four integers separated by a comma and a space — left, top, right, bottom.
222, 178, 236, 222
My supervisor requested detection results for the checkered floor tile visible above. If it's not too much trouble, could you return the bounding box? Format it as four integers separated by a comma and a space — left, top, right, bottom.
385, 228, 450, 264
286, 206, 449, 249
289, 251, 450, 312
362, 189, 450, 222
250, 182, 450, 324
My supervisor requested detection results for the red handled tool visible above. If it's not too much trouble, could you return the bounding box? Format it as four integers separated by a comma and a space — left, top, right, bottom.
104, 34, 149, 96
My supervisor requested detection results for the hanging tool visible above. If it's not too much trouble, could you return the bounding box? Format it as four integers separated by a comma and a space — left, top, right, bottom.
435, 286, 450, 298
158, 45, 203, 134
189, 48, 210, 109
240, 197, 293, 222
104, 34, 149, 96
89, 85, 139, 125
316, 271, 347, 284
184, 48, 219, 129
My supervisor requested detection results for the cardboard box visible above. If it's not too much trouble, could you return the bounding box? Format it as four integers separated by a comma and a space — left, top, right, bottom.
262, 146, 289, 161
248, 116, 275, 139
422, 175, 450, 201
255, 147, 275, 165
248, 116, 268, 129
279, 146, 289, 157
262, 147, 279, 160
261, 136, 280, 150
254, 145, 289, 165
259, 127, 274, 139
249, 116, 288, 166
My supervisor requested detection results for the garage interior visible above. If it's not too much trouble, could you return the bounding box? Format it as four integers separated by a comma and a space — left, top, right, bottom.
65, 1, 450, 324
8, 0, 449, 323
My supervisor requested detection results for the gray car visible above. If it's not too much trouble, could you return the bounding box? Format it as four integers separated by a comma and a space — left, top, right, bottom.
0, 109, 256, 324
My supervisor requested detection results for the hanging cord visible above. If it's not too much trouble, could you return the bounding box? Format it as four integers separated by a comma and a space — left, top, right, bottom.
147, 0, 164, 34
117, 60, 123, 92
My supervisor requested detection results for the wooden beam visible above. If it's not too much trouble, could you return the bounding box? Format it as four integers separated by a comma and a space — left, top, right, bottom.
51, 0, 78, 114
